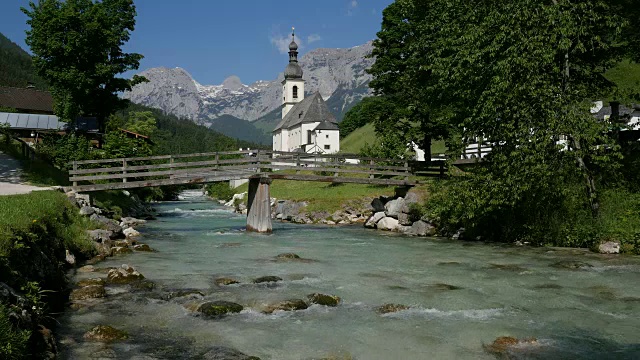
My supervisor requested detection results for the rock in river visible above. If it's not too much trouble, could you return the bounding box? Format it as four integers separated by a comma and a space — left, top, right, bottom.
70, 285, 106, 300
201, 346, 261, 360
133, 243, 154, 252
107, 264, 145, 284
483, 336, 538, 356
76, 278, 106, 287
550, 260, 593, 270
376, 303, 409, 314
253, 276, 283, 284
598, 241, 620, 254
83, 325, 128, 342
276, 253, 300, 260
197, 301, 244, 317
215, 278, 240, 286
307, 293, 341, 307
263, 299, 308, 314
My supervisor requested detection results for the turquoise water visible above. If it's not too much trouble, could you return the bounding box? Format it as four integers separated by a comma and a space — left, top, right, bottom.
59, 191, 640, 359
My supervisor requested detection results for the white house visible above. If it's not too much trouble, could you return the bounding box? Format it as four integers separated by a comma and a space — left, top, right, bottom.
272, 29, 340, 154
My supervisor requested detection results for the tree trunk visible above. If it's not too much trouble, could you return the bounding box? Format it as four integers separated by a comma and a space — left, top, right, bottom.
569, 136, 600, 217
422, 134, 432, 165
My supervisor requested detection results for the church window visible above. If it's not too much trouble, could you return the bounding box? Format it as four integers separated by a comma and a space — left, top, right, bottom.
324, 145, 330, 150
293, 86, 298, 99
326, 135, 329, 139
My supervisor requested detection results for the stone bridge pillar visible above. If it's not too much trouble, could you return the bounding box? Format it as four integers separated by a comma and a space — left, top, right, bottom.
246, 177, 272, 233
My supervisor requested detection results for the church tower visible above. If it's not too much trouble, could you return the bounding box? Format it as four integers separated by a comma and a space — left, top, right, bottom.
282, 28, 305, 119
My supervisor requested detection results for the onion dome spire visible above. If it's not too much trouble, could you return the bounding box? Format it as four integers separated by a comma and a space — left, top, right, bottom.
285, 27, 303, 79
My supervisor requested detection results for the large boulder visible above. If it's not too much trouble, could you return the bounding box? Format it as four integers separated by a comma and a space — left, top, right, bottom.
397, 213, 412, 226
123, 227, 141, 238
406, 220, 436, 237
87, 229, 113, 243
201, 346, 261, 360
598, 241, 620, 254
133, 244, 153, 252
384, 198, 405, 218
107, 264, 145, 284
365, 212, 386, 229
70, 285, 106, 301
83, 325, 128, 342
371, 197, 386, 212
79, 206, 97, 216
90, 214, 124, 235
120, 217, 147, 228
377, 217, 400, 231
197, 301, 243, 317
401, 192, 420, 213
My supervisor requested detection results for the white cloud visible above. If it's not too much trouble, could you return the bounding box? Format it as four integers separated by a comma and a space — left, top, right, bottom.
270, 35, 293, 54
351, 0, 358, 8
307, 34, 322, 44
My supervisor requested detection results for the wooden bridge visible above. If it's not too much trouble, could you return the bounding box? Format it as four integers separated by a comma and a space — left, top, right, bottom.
66, 150, 446, 233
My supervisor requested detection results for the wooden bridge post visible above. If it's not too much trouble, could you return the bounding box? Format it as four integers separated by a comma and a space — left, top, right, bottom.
296, 153, 300, 174
122, 159, 127, 183
72, 161, 78, 187
369, 160, 374, 179
246, 177, 272, 233
404, 161, 409, 181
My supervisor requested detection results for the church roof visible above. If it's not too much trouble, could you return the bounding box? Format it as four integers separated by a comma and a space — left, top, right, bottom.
313, 120, 339, 131
273, 92, 338, 132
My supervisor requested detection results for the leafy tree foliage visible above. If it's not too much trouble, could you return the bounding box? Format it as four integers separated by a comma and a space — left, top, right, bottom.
368, 1, 454, 162
373, 0, 640, 245
22, 0, 146, 126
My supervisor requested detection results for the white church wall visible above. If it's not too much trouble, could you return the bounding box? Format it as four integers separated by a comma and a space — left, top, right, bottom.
314, 129, 340, 154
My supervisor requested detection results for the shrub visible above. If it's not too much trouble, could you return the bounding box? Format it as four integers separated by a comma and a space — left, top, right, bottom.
205, 182, 236, 202
0, 303, 30, 360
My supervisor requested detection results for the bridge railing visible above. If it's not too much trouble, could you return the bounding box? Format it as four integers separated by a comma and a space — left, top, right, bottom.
67, 150, 444, 191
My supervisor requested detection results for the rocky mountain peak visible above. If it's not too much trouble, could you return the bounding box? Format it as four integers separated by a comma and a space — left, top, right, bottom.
124, 41, 375, 123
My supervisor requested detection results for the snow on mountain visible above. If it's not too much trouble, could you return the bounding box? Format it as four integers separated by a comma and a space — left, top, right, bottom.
123, 41, 375, 123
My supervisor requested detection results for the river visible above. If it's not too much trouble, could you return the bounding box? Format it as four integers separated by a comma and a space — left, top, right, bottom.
58, 190, 640, 359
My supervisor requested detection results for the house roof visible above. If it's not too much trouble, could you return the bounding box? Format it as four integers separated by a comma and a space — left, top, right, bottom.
273, 92, 338, 132
0, 112, 99, 133
0, 86, 53, 113
0, 112, 63, 131
593, 103, 637, 120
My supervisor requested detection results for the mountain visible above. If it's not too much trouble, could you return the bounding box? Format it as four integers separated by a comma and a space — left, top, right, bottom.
123, 41, 376, 128
0, 32, 47, 89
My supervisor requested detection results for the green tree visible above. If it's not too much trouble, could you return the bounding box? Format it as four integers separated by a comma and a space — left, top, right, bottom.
22, 0, 146, 130
125, 111, 156, 136
371, 0, 632, 244
368, 0, 454, 163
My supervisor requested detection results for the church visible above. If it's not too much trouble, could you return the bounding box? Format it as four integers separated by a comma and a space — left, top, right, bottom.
272, 29, 340, 154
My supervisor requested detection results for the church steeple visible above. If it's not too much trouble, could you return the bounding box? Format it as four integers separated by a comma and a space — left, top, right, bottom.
282, 27, 305, 119
284, 27, 303, 80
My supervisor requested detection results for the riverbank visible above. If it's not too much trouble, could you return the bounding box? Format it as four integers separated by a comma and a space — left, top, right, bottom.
0, 189, 152, 359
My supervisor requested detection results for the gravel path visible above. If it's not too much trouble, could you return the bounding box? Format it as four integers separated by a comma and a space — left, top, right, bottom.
0, 151, 54, 195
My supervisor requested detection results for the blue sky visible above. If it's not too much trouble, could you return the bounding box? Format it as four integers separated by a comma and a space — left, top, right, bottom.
0, 0, 393, 85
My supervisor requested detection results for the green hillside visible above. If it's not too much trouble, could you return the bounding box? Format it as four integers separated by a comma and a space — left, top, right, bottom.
209, 114, 271, 145
340, 122, 377, 153
0, 32, 47, 89
340, 122, 447, 155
